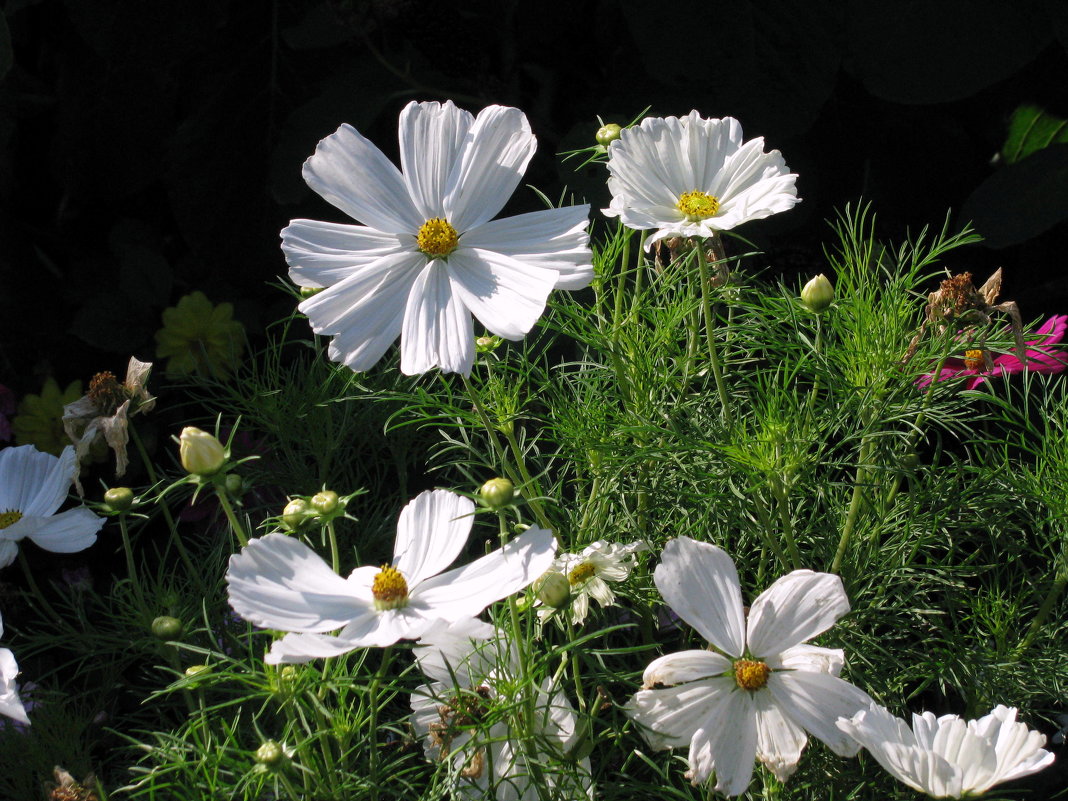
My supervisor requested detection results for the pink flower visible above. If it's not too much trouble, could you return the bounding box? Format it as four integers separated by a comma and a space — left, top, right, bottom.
919, 315, 1068, 390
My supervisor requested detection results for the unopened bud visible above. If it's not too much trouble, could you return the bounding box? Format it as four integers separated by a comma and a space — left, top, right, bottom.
281, 498, 309, 531
256, 740, 285, 766
179, 427, 226, 476
800, 274, 834, 314
185, 664, 210, 679
476, 335, 502, 353
535, 571, 571, 608
151, 615, 184, 641
310, 490, 339, 515
223, 473, 243, 497
104, 486, 134, 512
299, 286, 324, 298
595, 123, 623, 147
479, 478, 514, 509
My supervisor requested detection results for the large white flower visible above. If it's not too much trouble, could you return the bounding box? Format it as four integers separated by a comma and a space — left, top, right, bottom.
227, 490, 555, 663
282, 100, 594, 376
412, 618, 592, 800
538, 538, 648, 625
837, 702, 1054, 798
0, 445, 103, 569
626, 536, 872, 796
0, 612, 28, 725
602, 112, 799, 250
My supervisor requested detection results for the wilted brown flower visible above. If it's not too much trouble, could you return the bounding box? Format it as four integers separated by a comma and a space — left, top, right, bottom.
46, 766, 99, 801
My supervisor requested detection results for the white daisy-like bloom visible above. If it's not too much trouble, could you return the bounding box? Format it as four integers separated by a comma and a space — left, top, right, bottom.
412, 618, 592, 800
282, 100, 594, 376
227, 490, 555, 664
836, 702, 1054, 798
602, 112, 799, 250
0, 612, 29, 725
0, 445, 103, 569
538, 539, 648, 624
626, 536, 872, 796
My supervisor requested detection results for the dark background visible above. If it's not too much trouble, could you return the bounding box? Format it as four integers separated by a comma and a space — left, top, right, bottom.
2, 0, 1068, 393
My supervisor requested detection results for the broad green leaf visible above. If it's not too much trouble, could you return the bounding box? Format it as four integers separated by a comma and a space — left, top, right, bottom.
1001, 104, 1068, 165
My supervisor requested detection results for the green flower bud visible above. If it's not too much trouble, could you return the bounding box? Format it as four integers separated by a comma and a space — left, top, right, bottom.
280, 665, 298, 682
800, 274, 834, 314
310, 490, 339, 515
179, 427, 227, 476
104, 486, 135, 512
476, 335, 502, 353
151, 615, 184, 641
535, 571, 571, 608
479, 477, 515, 509
595, 123, 623, 147
184, 664, 210, 679
223, 473, 243, 497
281, 498, 309, 531
256, 740, 285, 766
299, 285, 325, 298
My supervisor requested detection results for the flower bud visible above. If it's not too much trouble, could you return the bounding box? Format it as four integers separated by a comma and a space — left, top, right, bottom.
223, 473, 243, 497
151, 615, 184, 641
256, 740, 285, 766
179, 427, 226, 476
310, 490, 339, 515
184, 664, 210, 679
104, 486, 135, 512
281, 498, 309, 531
476, 335, 502, 353
535, 571, 571, 608
595, 123, 623, 147
299, 285, 324, 298
479, 477, 514, 509
800, 274, 834, 314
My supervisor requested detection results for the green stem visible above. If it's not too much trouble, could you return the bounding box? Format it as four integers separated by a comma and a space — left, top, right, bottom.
750, 493, 793, 573
500, 425, 553, 532
367, 646, 394, 801
326, 519, 341, 574
117, 513, 147, 610
214, 486, 249, 547
696, 249, 731, 421
769, 476, 802, 570
1015, 549, 1068, 658
830, 436, 874, 575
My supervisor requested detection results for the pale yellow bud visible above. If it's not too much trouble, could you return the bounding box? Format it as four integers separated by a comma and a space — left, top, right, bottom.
800, 274, 834, 313
179, 427, 226, 476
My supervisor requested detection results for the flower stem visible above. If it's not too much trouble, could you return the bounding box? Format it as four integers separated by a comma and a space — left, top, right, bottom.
1015, 546, 1068, 658
769, 476, 802, 570
117, 512, 147, 610
325, 519, 341, 574
695, 247, 731, 421
830, 435, 874, 576
367, 645, 394, 801
214, 485, 249, 547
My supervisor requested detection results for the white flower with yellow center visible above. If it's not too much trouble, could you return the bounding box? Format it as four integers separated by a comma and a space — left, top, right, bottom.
226, 490, 555, 663
539, 539, 648, 625
0, 445, 103, 569
411, 618, 592, 800
602, 112, 799, 250
282, 100, 594, 376
836, 702, 1054, 798
0, 612, 28, 725
626, 536, 872, 796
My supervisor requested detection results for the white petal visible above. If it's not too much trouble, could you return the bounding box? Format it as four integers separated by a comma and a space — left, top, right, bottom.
393, 490, 475, 587
282, 219, 407, 287
931, 717, 998, 793
226, 534, 370, 632
746, 569, 850, 657
400, 261, 474, 376
753, 690, 808, 782
448, 249, 557, 340
626, 677, 735, 751
689, 689, 759, 795
0, 541, 16, 569
414, 526, 556, 618
302, 123, 423, 234
641, 650, 731, 687
398, 100, 473, 219
983, 706, 1055, 788
20, 507, 102, 554
769, 644, 845, 676
266, 629, 367, 664
460, 206, 593, 290
443, 105, 536, 232
767, 670, 872, 756
653, 537, 745, 657
0, 445, 76, 517
414, 617, 496, 686
0, 648, 28, 725
298, 249, 424, 372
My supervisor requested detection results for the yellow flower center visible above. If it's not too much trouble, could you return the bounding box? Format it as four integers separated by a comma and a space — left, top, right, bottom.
0, 510, 22, 529
568, 561, 596, 586
676, 190, 721, 221
371, 565, 409, 610
733, 659, 771, 691
416, 218, 459, 257
963, 349, 986, 371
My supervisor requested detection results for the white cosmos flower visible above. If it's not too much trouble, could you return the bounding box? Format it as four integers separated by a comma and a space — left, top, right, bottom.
0, 612, 28, 725
226, 490, 555, 663
412, 618, 592, 800
282, 100, 594, 376
836, 702, 1054, 798
602, 112, 799, 250
538, 539, 648, 625
0, 445, 103, 569
626, 536, 872, 796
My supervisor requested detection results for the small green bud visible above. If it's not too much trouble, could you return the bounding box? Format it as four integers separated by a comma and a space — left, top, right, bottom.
151, 615, 184, 641
476, 335, 503, 353
104, 486, 134, 512
310, 490, 339, 515
280, 665, 298, 682
223, 473, 243, 497
595, 123, 623, 147
800, 274, 834, 314
299, 285, 325, 298
535, 571, 571, 608
179, 427, 227, 476
256, 740, 285, 766
184, 664, 210, 679
281, 498, 309, 531
479, 477, 515, 509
